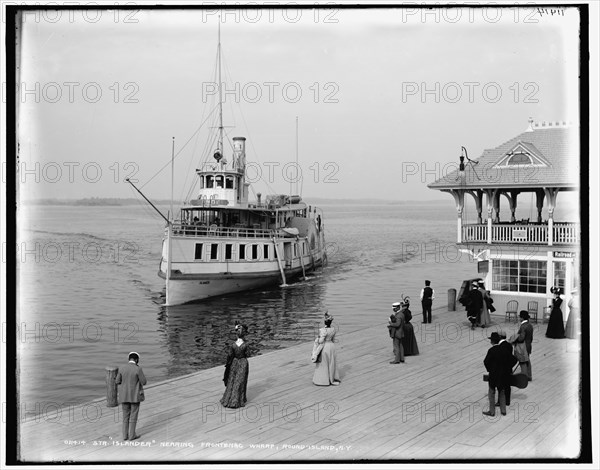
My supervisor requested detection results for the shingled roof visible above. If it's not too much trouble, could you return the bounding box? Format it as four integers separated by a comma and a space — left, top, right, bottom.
428, 122, 580, 190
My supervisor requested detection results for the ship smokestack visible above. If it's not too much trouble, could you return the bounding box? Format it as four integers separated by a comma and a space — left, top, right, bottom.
233, 137, 246, 170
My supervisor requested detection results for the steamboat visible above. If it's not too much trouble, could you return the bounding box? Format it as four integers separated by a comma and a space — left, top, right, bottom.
142, 29, 327, 306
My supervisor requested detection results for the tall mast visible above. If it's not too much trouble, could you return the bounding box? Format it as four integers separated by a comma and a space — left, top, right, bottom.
170, 136, 175, 221
295, 116, 299, 196
217, 18, 224, 155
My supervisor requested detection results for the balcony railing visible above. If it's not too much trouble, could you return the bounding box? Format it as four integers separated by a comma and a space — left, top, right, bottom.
171, 223, 275, 239
462, 222, 580, 245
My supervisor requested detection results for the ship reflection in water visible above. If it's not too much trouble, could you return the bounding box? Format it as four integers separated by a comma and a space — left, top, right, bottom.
155, 275, 328, 379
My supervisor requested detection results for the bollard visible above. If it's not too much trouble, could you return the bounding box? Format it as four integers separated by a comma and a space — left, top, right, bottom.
105, 366, 119, 407
448, 288, 457, 311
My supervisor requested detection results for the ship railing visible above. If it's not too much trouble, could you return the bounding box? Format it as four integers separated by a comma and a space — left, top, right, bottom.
462, 222, 580, 245
170, 223, 275, 239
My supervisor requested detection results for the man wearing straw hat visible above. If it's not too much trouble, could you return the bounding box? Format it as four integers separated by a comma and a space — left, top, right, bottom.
116, 351, 147, 440
388, 302, 405, 364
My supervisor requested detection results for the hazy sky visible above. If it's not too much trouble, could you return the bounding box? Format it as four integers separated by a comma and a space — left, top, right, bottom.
15, 5, 583, 204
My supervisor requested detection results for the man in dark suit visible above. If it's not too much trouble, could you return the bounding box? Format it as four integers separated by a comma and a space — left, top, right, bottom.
466, 281, 483, 329
483, 332, 516, 417
420, 280, 435, 324
116, 352, 147, 440
497, 331, 517, 407
512, 310, 534, 381
387, 302, 405, 364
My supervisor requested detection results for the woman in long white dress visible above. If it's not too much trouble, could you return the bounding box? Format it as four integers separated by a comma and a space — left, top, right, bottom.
312, 312, 341, 386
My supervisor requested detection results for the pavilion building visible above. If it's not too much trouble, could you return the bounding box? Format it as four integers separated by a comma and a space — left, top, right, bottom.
428, 119, 581, 322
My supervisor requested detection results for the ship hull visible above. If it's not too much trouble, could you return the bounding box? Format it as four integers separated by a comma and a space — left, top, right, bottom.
158, 225, 326, 305
159, 261, 324, 305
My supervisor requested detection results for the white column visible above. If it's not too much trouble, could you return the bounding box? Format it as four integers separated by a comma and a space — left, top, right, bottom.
449, 189, 465, 244
547, 250, 554, 294
548, 210, 554, 246
487, 208, 493, 244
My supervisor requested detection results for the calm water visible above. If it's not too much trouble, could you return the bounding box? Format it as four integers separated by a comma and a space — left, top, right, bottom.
18, 200, 477, 408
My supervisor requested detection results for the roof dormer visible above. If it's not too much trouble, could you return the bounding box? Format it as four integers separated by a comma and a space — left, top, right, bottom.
494, 141, 550, 168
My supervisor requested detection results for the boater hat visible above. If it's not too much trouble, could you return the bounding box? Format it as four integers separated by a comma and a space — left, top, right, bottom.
392, 302, 401, 308
128, 351, 140, 360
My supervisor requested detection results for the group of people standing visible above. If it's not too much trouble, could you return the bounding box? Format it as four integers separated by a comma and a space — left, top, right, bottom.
112, 279, 578, 439
545, 285, 581, 339
465, 280, 495, 329
387, 297, 420, 364
483, 309, 534, 417
384, 279, 434, 365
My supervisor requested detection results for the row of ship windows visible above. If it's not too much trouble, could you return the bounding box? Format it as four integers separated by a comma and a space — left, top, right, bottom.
194, 242, 303, 261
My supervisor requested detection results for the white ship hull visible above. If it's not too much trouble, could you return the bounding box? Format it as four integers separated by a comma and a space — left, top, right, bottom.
159, 227, 326, 305
160, 264, 321, 305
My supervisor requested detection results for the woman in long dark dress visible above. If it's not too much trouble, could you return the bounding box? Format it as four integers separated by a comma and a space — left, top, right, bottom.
478, 283, 493, 328
221, 324, 250, 408
401, 298, 419, 356
546, 288, 566, 339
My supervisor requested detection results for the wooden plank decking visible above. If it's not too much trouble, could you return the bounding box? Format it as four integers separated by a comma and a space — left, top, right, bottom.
18, 305, 582, 462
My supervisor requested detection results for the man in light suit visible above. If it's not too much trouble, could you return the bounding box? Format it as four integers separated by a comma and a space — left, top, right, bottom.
116, 352, 147, 440
387, 302, 405, 364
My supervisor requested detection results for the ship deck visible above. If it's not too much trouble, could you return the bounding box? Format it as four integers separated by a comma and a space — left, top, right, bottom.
18, 304, 583, 463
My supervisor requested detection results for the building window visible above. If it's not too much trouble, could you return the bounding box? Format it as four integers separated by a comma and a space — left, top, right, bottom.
210, 243, 219, 260
492, 259, 546, 293
252, 244, 259, 260
263, 244, 269, 260
507, 153, 532, 165
194, 243, 203, 260
225, 244, 233, 260
239, 244, 246, 260
520, 260, 547, 293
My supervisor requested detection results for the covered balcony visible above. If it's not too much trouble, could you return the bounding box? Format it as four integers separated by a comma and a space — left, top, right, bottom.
427, 120, 580, 248
461, 221, 580, 245
444, 185, 580, 247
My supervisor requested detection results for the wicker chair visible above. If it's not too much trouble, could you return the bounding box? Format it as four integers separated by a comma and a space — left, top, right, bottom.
527, 301, 539, 324
505, 300, 519, 323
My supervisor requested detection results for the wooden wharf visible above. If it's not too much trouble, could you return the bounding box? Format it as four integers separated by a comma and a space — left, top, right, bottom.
19, 304, 582, 462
